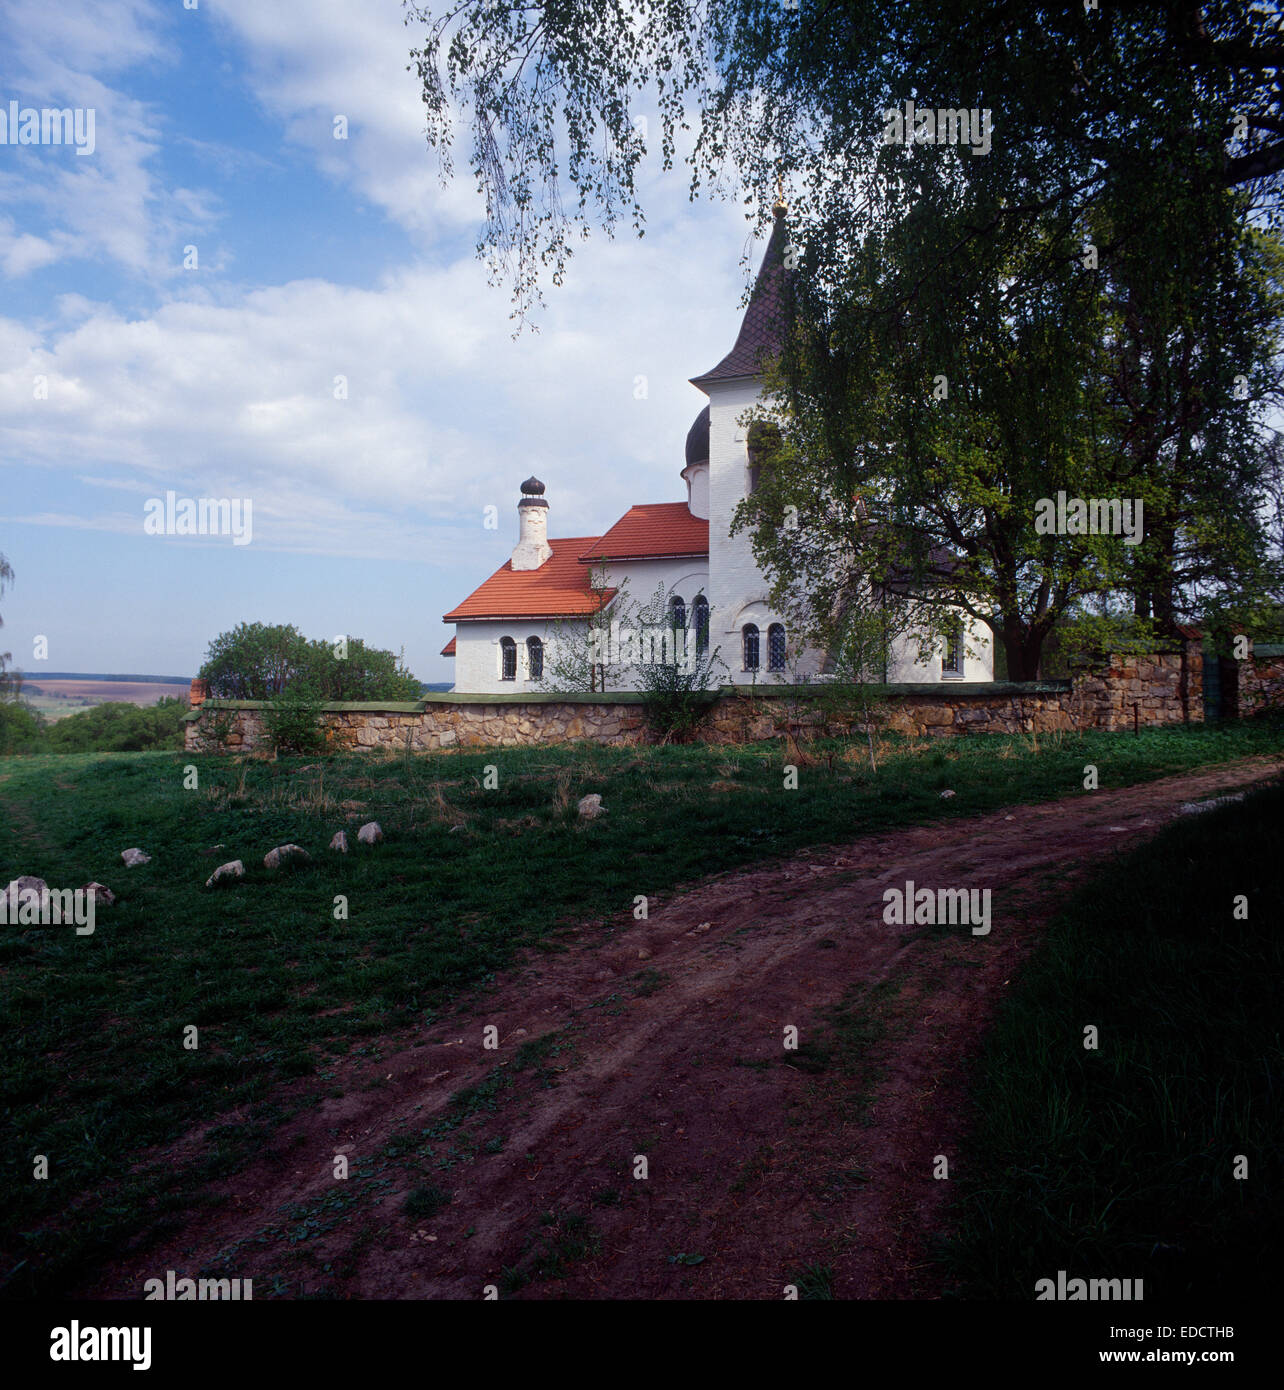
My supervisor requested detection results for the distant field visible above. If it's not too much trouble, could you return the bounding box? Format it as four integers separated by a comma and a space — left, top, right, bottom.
20, 680, 189, 721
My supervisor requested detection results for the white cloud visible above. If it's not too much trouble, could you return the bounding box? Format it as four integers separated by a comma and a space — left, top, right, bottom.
0, 0, 216, 279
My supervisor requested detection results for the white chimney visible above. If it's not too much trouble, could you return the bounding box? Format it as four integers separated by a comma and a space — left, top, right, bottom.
511, 476, 552, 570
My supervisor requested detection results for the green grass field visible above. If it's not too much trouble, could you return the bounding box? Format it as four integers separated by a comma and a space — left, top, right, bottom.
942, 778, 1284, 1300
1, 719, 1280, 1296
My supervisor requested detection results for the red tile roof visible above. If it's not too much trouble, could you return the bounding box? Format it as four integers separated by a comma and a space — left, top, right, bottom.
440, 636, 456, 656
578, 503, 708, 562
443, 537, 616, 621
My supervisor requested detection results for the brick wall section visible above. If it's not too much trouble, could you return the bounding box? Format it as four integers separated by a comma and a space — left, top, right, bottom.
185, 635, 1205, 753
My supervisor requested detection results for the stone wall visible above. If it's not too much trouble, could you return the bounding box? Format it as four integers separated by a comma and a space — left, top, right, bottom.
184, 632, 1206, 753
184, 695, 650, 754
1240, 645, 1284, 718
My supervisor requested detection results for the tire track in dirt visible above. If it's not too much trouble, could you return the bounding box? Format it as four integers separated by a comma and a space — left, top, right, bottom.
77, 756, 1282, 1300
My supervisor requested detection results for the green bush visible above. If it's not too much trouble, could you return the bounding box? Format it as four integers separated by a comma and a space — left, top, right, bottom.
0, 701, 45, 754
263, 684, 329, 755
41, 698, 186, 753
200, 622, 419, 701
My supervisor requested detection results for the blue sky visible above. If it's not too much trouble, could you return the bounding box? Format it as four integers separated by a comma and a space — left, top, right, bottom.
0, 0, 770, 682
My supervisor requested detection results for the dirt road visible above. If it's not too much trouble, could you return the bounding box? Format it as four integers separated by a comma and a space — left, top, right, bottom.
79, 757, 1281, 1300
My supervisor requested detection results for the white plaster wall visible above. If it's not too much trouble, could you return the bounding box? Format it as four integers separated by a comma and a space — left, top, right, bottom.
681, 462, 710, 519
452, 618, 570, 694
703, 377, 816, 684
884, 612, 995, 682
590, 557, 710, 614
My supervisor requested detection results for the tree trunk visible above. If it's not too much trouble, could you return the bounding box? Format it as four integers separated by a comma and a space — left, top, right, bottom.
1001, 615, 1047, 681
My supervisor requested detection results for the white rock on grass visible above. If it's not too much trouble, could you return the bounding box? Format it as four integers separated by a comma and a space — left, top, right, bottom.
356, 822, 383, 845
205, 860, 245, 888
263, 844, 310, 870
939, 789, 956, 799
329, 831, 349, 853
83, 882, 116, 905
4, 876, 48, 910
121, 848, 151, 867
577, 794, 606, 819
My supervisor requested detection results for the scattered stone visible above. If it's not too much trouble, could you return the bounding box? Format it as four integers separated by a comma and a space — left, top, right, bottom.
329, 831, 349, 853
121, 848, 151, 867
357, 822, 383, 845
263, 844, 310, 870
637, 948, 652, 960
205, 860, 245, 888
82, 882, 115, 905
577, 793, 606, 819
1178, 793, 1247, 816
939, 789, 956, 799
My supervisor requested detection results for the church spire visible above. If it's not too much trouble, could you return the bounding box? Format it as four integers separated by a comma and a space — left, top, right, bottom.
689, 203, 792, 389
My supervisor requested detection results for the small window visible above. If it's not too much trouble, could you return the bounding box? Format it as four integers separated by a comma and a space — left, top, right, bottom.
669, 595, 686, 631
943, 624, 965, 677
742, 623, 760, 672
692, 595, 710, 655
767, 623, 787, 671
499, 636, 516, 681
526, 636, 543, 681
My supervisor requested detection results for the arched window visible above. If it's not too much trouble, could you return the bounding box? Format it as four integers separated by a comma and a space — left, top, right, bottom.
669, 594, 686, 631
526, 635, 543, 681
499, 636, 516, 681
692, 595, 710, 655
746, 420, 782, 495
768, 623, 787, 671
742, 623, 760, 672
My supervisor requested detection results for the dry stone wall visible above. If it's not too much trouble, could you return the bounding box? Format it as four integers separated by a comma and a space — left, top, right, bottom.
184, 634, 1206, 753
1240, 647, 1284, 717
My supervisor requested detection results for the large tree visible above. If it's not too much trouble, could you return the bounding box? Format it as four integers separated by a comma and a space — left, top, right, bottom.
408, 1, 1284, 670
407, 1, 1284, 314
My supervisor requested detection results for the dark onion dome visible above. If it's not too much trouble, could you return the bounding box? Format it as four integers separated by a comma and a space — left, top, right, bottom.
684, 405, 710, 466
519, 475, 548, 507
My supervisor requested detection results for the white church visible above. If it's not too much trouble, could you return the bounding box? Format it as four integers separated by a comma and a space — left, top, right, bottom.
441, 206, 994, 694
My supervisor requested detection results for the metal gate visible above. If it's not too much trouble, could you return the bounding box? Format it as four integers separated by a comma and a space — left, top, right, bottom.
1203, 651, 1221, 721
1202, 652, 1239, 721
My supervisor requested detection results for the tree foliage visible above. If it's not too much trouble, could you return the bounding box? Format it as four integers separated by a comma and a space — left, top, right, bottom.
198, 623, 420, 701
0, 553, 18, 702
408, 1, 1284, 672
